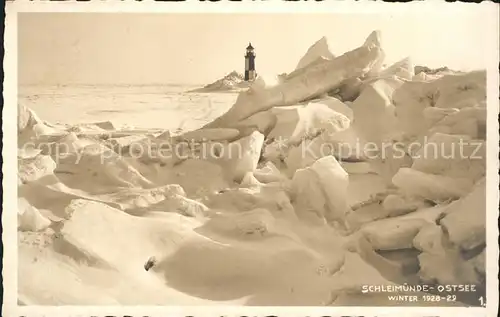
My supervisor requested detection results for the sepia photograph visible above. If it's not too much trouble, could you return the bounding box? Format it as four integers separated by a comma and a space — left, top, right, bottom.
3, 2, 498, 315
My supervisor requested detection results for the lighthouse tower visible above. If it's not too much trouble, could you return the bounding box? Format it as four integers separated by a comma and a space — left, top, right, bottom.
244, 42, 256, 81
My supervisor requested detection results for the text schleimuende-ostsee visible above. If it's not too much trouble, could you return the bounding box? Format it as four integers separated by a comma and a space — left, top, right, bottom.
361, 284, 479, 294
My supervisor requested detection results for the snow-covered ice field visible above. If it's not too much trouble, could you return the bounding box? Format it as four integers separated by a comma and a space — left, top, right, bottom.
19, 84, 238, 132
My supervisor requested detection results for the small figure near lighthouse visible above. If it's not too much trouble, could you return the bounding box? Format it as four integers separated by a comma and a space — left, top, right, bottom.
244, 42, 256, 81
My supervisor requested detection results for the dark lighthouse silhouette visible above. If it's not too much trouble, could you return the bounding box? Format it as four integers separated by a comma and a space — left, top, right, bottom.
244, 42, 256, 81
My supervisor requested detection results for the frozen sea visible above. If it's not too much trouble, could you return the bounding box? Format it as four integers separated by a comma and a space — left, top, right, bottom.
18, 84, 239, 132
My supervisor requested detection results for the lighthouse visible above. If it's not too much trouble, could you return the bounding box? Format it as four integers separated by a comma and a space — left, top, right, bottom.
244, 42, 256, 81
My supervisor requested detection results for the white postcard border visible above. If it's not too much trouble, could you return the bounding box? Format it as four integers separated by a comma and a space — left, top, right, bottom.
3, 1, 499, 316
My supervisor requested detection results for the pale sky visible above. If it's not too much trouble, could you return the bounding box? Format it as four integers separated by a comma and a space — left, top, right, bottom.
18, 12, 496, 85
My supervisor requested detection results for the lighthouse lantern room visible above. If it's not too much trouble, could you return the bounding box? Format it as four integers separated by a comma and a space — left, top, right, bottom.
244, 42, 256, 81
